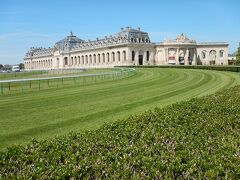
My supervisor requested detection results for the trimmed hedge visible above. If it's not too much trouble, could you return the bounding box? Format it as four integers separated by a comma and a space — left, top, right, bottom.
1, 86, 240, 179
118, 65, 240, 72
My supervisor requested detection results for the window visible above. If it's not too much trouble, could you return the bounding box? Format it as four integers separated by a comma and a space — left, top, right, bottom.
209, 50, 217, 61
132, 51, 135, 61
220, 50, 224, 58
112, 52, 115, 62
202, 51, 207, 59
102, 53, 105, 63
107, 53, 110, 62
147, 51, 150, 61
123, 51, 126, 61
89, 55, 92, 64
117, 51, 120, 61
64, 57, 68, 65
93, 54, 96, 63
98, 54, 100, 63
81, 55, 84, 64
74, 56, 77, 65
85, 55, 88, 64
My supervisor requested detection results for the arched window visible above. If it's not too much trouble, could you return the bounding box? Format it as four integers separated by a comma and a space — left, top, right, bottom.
81, 55, 84, 64
147, 51, 150, 61
98, 54, 100, 63
220, 50, 224, 58
123, 51, 126, 61
107, 53, 110, 62
64, 57, 68, 65
85, 55, 88, 64
102, 53, 105, 63
74, 56, 77, 65
93, 54, 96, 64
89, 55, 92, 64
112, 52, 115, 62
117, 51, 120, 61
78, 56, 80, 64
209, 50, 217, 60
209, 50, 217, 64
146, 39, 149, 43
132, 51, 135, 61
131, 38, 134, 42
202, 51, 207, 59
71, 57, 73, 66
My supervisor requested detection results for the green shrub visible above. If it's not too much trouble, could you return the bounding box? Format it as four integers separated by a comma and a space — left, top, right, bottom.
1, 86, 240, 179
118, 65, 240, 72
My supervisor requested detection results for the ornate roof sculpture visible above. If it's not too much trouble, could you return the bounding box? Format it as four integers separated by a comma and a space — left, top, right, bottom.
163, 33, 196, 44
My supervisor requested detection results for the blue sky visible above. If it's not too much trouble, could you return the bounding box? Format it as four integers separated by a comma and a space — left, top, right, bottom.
0, 0, 239, 65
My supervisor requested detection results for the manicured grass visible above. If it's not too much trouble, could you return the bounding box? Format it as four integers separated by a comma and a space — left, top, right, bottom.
1, 85, 240, 179
0, 68, 239, 150
0, 69, 131, 95
0, 68, 113, 80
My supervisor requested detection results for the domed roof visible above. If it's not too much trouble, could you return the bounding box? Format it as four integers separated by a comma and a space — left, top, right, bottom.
55, 31, 85, 50
116, 27, 150, 42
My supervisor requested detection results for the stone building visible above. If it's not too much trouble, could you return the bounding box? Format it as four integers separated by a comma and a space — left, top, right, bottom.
24, 27, 228, 70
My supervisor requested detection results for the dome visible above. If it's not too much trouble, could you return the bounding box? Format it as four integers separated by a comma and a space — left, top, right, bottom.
55, 31, 85, 50
116, 27, 151, 43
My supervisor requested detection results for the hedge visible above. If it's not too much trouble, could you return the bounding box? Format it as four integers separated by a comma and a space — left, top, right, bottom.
117, 65, 240, 72
0, 86, 240, 179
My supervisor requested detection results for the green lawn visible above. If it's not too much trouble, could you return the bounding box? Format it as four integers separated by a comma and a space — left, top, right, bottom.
0, 68, 113, 80
0, 68, 240, 150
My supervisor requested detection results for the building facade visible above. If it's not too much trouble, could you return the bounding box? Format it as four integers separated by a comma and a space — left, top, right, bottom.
24, 27, 228, 70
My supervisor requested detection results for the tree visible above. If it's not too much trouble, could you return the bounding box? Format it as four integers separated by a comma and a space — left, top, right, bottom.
236, 43, 240, 65
19, 63, 24, 70
0, 64, 3, 70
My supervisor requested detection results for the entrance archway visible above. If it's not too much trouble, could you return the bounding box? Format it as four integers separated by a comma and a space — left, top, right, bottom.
139, 55, 143, 65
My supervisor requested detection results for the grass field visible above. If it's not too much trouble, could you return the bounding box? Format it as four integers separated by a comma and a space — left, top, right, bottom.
0, 68, 113, 80
0, 68, 240, 150
0, 68, 131, 95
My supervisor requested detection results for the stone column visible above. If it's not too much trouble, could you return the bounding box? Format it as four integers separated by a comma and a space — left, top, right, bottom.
176, 48, 179, 65
127, 49, 131, 65
165, 48, 168, 64
192, 49, 197, 65
216, 50, 220, 65
150, 51, 154, 65
185, 48, 189, 65
143, 51, 147, 65
135, 51, 139, 65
